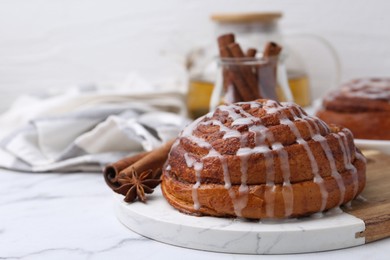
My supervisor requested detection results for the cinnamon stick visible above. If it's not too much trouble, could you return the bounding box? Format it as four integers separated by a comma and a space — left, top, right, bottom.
227, 43, 260, 99
104, 139, 175, 191
246, 48, 257, 58
220, 46, 253, 101
104, 151, 150, 190
217, 34, 237, 94
217, 34, 243, 102
217, 33, 265, 102
260, 41, 282, 100
119, 139, 175, 178
217, 33, 235, 52
218, 35, 254, 102
263, 42, 282, 57
246, 48, 259, 83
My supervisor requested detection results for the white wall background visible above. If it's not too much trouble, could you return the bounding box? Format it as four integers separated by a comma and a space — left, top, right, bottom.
1, 0, 390, 112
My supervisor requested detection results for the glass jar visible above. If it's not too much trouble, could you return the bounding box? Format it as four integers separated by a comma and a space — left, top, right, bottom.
186, 12, 340, 119
210, 55, 283, 111
186, 43, 217, 119
187, 12, 293, 119
211, 12, 311, 107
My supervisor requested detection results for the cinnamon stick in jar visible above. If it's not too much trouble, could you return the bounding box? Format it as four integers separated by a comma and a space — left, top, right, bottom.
246, 48, 257, 58
217, 34, 243, 102
220, 46, 255, 102
246, 48, 259, 84
217, 34, 261, 102
217, 33, 235, 51
227, 43, 260, 98
263, 42, 282, 57
259, 41, 282, 100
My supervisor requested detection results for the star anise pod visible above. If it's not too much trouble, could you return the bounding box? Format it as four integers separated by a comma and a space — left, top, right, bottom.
114, 168, 161, 203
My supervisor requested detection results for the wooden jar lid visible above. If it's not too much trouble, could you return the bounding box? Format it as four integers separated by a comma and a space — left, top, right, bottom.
211, 12, 282, 23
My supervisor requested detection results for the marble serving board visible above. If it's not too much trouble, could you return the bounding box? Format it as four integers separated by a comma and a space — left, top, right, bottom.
114, 150, 390, 254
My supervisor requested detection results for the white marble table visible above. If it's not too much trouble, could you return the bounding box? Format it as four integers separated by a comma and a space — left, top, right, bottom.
0, 168, 388, 260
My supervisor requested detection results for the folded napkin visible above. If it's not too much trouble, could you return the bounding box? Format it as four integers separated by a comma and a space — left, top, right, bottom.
0, 80, 190, 172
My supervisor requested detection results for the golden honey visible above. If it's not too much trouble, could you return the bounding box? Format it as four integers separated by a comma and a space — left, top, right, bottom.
187, 80, 214, 119
187, 71, 311, 119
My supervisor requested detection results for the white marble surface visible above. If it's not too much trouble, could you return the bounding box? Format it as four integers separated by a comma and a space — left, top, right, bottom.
0, 168, 389, 260
115, 190, 365, 254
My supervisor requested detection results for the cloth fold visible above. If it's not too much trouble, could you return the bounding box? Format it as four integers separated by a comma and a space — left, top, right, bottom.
0, 81, 189, 172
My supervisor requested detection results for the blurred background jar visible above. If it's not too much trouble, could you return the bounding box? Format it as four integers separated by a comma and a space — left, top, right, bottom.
186, 12, 340, 119
210, 55, 280, 112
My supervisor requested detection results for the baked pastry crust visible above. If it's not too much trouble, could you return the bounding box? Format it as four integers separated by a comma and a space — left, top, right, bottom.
162, 99, 366, 219
316, 78, 390, 140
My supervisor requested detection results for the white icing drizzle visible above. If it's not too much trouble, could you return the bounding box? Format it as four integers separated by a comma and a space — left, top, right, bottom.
235, 100, 294, 217
184, 153, 196, 168
235, 103, 278, 217
356, 194, 367, 202
325, 206, 343, 215
354, 149, 367, 164
341, 78, 390, 100
217, 104, 243, 121
262, 146, 276, 218
291, 104, 346, 206
218, 105, 257, 215
279, 113, 328, 212
310, 212, 324, 219
180, 115, 210, 210
201, 120, 241, 139
219, 156, 230, 189
218, 103, 279, 216
165, 139, 180, 170
192, 162, 203, 210
273, 142, 293, 217
232, 117, 254, 126
183, 152, 202, 210
343, 126, 366, 187
236, 148, 250, 190
239, 101, 293, 217
290, 105, 347, 208
217, 105, 251, 147
312, 134, 346, 205
315, 116, 330, 133
249, 125, 267, 145
183, 112, 245, 216
344, 201, 352, 209
203, 147, 245, 216
334, 132, 359, 197
174, 99, 356, 218
294, 104, 361, 207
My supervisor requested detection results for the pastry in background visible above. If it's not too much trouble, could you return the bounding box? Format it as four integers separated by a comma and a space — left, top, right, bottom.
316, 78, 390, 140
161, 99, 366, 219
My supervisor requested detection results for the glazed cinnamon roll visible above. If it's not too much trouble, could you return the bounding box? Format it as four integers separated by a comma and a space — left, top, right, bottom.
161, 99, 366, 219
316, 78, 390, 140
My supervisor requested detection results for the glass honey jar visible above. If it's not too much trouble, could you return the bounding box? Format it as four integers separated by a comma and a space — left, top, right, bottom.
186, 12, 340, 118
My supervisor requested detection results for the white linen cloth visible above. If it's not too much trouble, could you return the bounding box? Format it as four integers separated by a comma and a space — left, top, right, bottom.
0, 82, 189, 172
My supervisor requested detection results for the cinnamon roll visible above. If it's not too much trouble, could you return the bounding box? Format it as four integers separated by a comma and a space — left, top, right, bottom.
161, 99, 366, 219
316, 78, 390, 140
